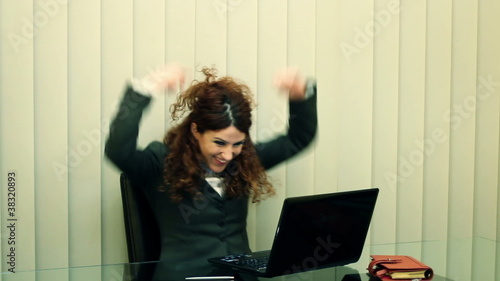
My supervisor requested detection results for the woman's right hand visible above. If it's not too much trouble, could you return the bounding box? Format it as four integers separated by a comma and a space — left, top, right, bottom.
132, 63, 186, 96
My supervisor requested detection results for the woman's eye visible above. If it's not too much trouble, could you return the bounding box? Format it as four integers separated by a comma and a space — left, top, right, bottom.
214, 140, 226, 146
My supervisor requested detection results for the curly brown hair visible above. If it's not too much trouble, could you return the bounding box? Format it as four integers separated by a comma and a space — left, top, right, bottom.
162, 67, 275, 203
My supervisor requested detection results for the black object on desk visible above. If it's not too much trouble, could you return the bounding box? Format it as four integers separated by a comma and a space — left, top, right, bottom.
208, 188, 379, 278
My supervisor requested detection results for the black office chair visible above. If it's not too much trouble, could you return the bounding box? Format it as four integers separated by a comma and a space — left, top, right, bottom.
120, 173, 161, 281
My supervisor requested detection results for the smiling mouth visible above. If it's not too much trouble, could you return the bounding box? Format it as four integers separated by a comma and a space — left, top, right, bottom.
214, 157, 227, 165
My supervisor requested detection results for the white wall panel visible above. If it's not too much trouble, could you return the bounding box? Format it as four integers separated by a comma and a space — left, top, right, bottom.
445, 0, 478, 271
336, 0, 374, 192
194, 0, 227, 73
422, 0, 452, 242
33, 0, 69, 273
335, 0, 374, 248
371, 0, 400, 245
314, 0, 340, 196
448, 0, 478, 243
0, 0, 37, 274
396, 0, 426, 244
226, 0, 258, 88
421, 1, 452, 270
67, 0, 102, 269
165, 0, 196, 66
474, 0, 500, 241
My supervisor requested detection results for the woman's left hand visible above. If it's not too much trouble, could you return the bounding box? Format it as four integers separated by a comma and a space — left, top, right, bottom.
134, 63, 185, 96
273, 67, 306, 101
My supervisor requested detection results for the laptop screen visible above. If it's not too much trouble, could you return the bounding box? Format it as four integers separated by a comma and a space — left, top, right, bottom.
266, 188, 379, 276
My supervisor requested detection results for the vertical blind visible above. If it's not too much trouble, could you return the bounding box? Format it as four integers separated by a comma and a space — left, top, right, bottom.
1, 0, 499, 279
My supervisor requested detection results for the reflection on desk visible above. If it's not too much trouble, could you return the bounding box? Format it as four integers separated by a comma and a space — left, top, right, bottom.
1, 237, 498, 281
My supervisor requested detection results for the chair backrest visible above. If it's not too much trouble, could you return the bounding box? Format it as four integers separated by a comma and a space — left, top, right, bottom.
120, 173, 161, 281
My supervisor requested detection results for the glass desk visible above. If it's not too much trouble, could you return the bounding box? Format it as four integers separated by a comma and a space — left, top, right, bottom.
2, 237, 498, 281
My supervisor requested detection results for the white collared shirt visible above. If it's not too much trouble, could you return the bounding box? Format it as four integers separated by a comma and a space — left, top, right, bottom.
205, 177, 225, 197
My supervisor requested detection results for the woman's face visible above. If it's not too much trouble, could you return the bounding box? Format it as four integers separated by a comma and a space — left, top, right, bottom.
192, 124, 246, 173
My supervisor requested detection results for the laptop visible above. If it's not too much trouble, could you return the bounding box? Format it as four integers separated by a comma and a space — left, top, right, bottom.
208, 188, 379, 278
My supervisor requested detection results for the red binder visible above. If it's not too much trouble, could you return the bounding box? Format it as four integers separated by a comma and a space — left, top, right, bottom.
367, 255, 434, 280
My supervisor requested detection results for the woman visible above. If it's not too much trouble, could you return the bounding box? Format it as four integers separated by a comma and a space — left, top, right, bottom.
105, 65, 317, 280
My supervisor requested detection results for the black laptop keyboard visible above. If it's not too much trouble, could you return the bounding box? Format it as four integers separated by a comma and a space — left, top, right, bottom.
218, 254, 269, 270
